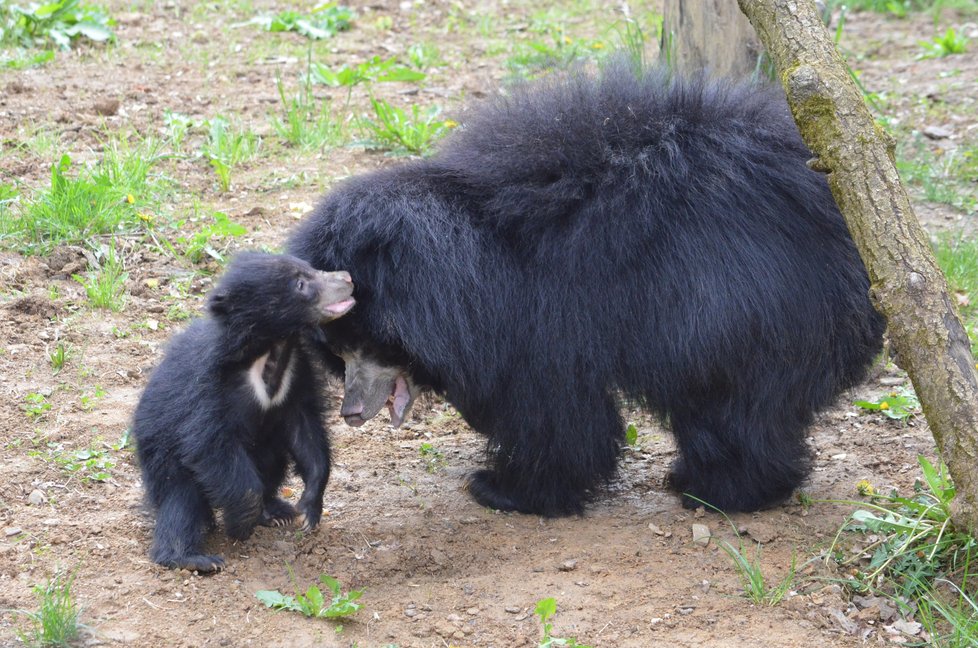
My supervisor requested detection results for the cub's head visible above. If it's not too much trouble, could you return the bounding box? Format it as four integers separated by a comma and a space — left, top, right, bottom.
207, 252, 355, 338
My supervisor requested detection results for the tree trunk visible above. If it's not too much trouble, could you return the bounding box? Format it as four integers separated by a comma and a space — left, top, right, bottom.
737, 0, 978, 532
661, 0, 764, 77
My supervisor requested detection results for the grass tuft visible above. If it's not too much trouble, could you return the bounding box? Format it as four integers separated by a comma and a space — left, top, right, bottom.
358, 98, 454, 156
0, 139, 169, 254
72, 243, 128, 311
14, 570, 81, 647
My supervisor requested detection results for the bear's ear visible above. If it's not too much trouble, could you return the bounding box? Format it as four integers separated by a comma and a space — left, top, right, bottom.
207, 289, 230, 316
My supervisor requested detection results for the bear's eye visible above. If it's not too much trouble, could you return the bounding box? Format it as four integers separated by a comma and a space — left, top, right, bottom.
295, 278, 306, 293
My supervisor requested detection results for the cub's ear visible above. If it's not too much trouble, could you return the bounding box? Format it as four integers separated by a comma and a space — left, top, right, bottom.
207, 289, 230, 316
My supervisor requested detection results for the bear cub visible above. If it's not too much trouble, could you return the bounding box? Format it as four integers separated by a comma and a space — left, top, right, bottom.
132, 252, 354, 572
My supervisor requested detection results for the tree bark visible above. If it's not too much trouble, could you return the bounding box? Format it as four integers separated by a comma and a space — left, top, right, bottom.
661, 0, 764, 77
737, 0, 978, 532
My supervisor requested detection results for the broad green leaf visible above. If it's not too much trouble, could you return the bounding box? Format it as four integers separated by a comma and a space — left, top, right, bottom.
535, 597, 557, 622
255, 590, 301, 612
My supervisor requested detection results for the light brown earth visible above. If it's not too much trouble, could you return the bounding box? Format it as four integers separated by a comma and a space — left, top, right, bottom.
1, 2, 976, 646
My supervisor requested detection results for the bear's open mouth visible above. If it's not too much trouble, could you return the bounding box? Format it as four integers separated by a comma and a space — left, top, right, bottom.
387, 374, 412, 427
323, 298, 355, 318
341, 373, 413, 428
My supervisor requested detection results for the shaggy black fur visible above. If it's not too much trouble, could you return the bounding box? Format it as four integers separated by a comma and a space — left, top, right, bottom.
132, 253, 354, 571
288, 63, 885, 517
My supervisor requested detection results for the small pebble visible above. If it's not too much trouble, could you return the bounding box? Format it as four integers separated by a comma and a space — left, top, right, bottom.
922, 125, 952, 140
691, 524, 711, 546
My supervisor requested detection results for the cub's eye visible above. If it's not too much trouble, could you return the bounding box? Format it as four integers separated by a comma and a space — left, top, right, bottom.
295, 279, 306, 293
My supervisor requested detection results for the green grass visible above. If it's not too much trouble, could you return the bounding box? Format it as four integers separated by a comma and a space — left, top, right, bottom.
824, 456, 978, 643
4, 123, 60, 158
172, 209, 247, 264
830, 456, 976, 597
897, 141, 978, 214
719, 542, 797, 606
505, 27, 607, 79
688, 495, 798, 606
14, 571, 81, 647
358, 98, 454, 156
72, 244, 127, 311
0, 48, 55, 68
918, 579, 978, 647
162, 110, 193, 150
934, 235, 978, 354
0, 182, 16, 220
0, 139, 169, 254
829, 0, 978, 16
49, 343, 71, 375
201, 116, 261, 192
271, 76, 347, 151
404, 42, 444, 71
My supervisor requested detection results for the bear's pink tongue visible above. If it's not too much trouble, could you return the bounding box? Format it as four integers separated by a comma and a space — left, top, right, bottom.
326, 298, 355, 314
387, 375, 411, 427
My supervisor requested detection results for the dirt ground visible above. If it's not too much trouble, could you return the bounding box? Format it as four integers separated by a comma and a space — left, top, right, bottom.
1, 2, 976, 646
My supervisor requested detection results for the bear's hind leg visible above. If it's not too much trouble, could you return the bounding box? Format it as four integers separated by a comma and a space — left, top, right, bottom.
667, 402, 810, 512
466, 390, 623, 517
150, 481, 224, 572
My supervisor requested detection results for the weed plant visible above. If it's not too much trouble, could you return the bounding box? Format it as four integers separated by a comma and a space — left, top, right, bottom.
13, 571, 80, 647
897, 141, 978, 214
49, 343, 71, 375
854, 388, 921, 421
534, 598, 591, 648
919, 28, 969, 58
250, 5, 354, 40
0, 0, 114, 50
358, 99, 453, 156
23, 393, 52, 420
827, 0, 978, 19
256, 569, 363, 620
830, 457, 976, 599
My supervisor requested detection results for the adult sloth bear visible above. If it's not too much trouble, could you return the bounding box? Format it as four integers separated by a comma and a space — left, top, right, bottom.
289, 62, 885, 517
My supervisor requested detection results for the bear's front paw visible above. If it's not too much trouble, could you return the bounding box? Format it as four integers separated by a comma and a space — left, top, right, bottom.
295, 500, 323, 532
260, 498, 299, 528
